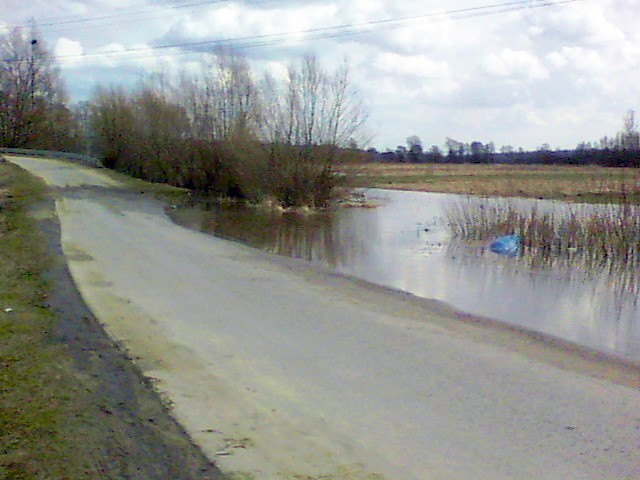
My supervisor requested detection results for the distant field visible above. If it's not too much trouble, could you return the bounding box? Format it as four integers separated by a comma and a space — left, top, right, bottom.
341, 163, 640, 203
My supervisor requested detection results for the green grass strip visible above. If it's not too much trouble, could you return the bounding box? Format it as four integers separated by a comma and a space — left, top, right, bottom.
0, 161, 88, 479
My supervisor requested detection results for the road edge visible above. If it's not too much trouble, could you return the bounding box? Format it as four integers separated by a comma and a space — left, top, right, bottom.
34, 179, 226, 479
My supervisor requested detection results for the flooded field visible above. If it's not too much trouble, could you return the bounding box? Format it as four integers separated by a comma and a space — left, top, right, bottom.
170, 189, 640, 362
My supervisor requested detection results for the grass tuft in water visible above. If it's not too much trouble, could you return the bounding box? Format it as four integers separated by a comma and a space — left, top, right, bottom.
445, 195, 639, 274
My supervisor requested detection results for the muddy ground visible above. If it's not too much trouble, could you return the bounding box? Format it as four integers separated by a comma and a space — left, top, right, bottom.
35, 194, 225, 480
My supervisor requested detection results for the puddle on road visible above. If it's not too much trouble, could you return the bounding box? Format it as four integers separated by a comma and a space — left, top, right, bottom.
170, 189, 640, 362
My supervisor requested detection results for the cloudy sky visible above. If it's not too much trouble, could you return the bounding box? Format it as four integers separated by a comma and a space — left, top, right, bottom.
2, 0, 639, 151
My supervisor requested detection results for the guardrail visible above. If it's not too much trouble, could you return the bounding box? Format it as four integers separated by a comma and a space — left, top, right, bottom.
0, 148, 103, 168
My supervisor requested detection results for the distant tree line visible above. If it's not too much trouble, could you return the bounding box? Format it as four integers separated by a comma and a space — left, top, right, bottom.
368, 110, 640, 168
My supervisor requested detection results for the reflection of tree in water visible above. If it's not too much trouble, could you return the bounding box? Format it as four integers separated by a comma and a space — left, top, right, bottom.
172, 200, 374, 269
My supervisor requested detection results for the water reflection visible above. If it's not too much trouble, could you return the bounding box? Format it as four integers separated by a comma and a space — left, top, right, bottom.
171, 199, 376, 268
448, 240, 639, 313
170, 190, 640, 361
446, 241, 639, 353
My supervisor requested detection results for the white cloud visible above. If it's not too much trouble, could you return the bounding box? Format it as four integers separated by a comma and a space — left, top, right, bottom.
336, 0, 387, 23
483, 48, 549, 81
545, 51, 566, 70
546, 46, 605, 72
96, 43, 126, 54
167, 3, 339, 42
55, 38, 83, 65
528, 26, 544, 37
373, 52, 449, 79
3, 0, 640, 150
547, 4, 626, 46
62, 1, 91, 16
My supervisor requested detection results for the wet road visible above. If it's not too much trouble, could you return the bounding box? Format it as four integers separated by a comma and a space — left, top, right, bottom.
10, 156, 640, 480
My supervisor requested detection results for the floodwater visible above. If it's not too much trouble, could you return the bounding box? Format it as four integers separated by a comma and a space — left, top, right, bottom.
171, 189, 640, 362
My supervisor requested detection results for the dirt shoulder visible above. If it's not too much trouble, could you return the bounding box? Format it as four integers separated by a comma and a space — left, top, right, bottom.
1, 159, 224, 479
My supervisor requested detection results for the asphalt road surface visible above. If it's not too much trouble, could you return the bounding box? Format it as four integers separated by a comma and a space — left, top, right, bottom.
10, 155, 640, 480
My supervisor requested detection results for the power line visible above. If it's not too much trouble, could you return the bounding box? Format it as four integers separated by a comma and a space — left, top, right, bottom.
54, 0, 583, 64
13, 0, 225, 27
56, 0, 561, 58
11, 0, 272, 28
33, 1, 277, 35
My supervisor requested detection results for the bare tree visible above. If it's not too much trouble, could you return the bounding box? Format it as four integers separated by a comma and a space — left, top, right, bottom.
178, 53, 260, 142
620, 109, 640, 150
0, 24, 69, 148
261, 56, 367, 149
89, 52, 369, 208
324, 59, 368, 147
134, 86, 190, 182
258, 56, 369, 206
445, 137, 463, 157
406, 135, 422, 151
90, 86, 136, 170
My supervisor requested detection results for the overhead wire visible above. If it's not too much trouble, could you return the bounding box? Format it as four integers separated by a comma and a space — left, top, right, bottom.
14, 0, 226, 27
52, 0, 584, 65
10, 0, 274, 29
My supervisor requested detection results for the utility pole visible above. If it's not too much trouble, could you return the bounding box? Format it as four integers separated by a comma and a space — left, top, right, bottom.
28, 38, 37, 143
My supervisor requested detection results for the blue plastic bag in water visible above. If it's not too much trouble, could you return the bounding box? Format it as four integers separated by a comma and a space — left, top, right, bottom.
490, 234, 521, 257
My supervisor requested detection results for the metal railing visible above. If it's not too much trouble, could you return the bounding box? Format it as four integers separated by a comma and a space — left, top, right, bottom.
0, 148, 103, 168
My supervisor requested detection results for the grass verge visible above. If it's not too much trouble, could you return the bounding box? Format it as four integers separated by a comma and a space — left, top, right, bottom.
0, 160, 91, 478
1, 159, 224, 479
100, 165, 191, 202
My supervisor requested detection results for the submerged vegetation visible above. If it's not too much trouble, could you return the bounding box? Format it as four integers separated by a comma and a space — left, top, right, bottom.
447, 197, 638, 262
445, 194, 640, 302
